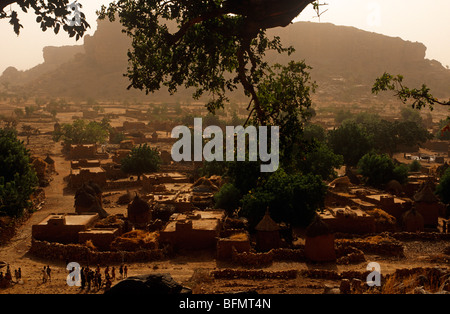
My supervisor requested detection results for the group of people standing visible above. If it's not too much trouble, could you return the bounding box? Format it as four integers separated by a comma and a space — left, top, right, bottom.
1, 262, 130, 291
80, 264, 128, 292
0, 264, 21, 287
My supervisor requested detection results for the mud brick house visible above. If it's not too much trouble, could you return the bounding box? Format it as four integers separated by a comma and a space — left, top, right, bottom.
319, 207, 376, 234
119, 140, 134, 150
112, 149, 131, 164
78, 228, 120, 251
216, 232, 251, 260
159, 210, 225, 250
32, 213, 99, 244
142, 172, 191, 193
70, 159, 101, 169
122, 121, 147, 132
69, 167, 107, 189
361, 194, 409, 221
413, 182, 445, 228
69, 144, 98, 160
102, 162, 127, 180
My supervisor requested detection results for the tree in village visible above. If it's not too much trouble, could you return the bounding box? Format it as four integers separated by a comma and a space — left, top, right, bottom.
327, 121, 373, 167
120, 144, 161, 180
357, 152, 409, 189
52, 118, 110, 145
0, 0, 90, 38
358, 118, 431, 157
0, 128, 38, 217
436, 168, 450, 205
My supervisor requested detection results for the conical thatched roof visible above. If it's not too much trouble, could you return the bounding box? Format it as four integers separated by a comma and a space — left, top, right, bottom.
402, 206, 424, 221
255, 209, 279, 231
44, 154, 55, 164
414, 182, 439, 203
192, 177, 219, 191
74, 183, 108, 218
402, 206, 424, 231
75, 190, 98, 208
128, 194, 151, 214
87, 180, 102, 195
306, 214, 332, 238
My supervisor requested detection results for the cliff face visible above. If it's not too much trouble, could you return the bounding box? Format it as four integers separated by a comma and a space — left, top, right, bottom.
268, 22, 450, 100
2, 19, 449, 102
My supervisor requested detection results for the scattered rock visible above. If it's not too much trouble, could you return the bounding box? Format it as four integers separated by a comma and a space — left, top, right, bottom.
323, 284, 340, 294
350, 278, 363, 293
340, 279, 351, 294
413, 286, 429, 294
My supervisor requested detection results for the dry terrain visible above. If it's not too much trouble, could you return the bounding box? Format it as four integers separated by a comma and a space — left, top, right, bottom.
1, 109, 450, 295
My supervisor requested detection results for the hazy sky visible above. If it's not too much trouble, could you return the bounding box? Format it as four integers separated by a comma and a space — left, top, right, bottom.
1, 0, 449, 75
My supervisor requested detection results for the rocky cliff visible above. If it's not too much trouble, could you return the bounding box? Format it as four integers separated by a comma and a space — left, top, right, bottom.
2, 19, 449, 103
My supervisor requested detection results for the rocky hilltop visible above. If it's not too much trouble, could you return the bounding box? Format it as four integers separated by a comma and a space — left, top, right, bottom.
1, 18, 449, 103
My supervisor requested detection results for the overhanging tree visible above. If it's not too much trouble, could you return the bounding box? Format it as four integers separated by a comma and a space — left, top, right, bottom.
97, 0, 318, 127
1, 0, 90, 38
121, 144, 161, 180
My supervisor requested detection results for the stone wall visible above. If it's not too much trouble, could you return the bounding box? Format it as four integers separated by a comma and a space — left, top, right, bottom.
231, 248, 274, 267
105, 180, 142, 190
30, 239, 165, 264
211, 269, 298, 280
335, 236, 404, 257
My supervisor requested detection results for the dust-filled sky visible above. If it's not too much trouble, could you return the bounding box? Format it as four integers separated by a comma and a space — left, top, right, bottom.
1, 0, 449, 76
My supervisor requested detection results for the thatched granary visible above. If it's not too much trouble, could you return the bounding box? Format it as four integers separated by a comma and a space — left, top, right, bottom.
413, 181, 443, 227
402, 206, 424, 232
328, 176, 351, 191
192, 177, 219, 192
127, 194, 152, 228
44, 154, 55, 172
386, 179, 403, 196
74, 182, 108, 218
305, 215, 336, 262
254, 209, 281, 252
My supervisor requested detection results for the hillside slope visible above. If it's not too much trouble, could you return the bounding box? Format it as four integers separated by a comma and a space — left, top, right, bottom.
2, 19, 449, 104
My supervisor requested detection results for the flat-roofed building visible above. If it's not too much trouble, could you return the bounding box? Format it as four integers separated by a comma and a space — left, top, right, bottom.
32, 213, 99, 244
159, 210, 224, 250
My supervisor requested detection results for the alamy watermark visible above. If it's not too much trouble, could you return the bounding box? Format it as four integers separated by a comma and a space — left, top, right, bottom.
171, 118, 279, 173
66, 1, 82, 27
366, 262, 381, 287
66, 262, 81, 286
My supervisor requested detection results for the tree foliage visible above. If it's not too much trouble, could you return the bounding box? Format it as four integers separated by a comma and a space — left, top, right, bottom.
0, 128, 38, 217
52, 118, 109, 145
240, 168, 327, 228
357, 152, 408, 188
298, 141, 343, 181
372, 72, 450, 110
361, 119, 431, 157
214, 183, 241, 216
97, 1, 317, 131
327, 121, 373, 167
121, 144, 161, 179
436, 168, 450, 205
1, 0, 90, 38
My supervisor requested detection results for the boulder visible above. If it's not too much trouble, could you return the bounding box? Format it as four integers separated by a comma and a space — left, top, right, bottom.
104, 273, 192, 295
